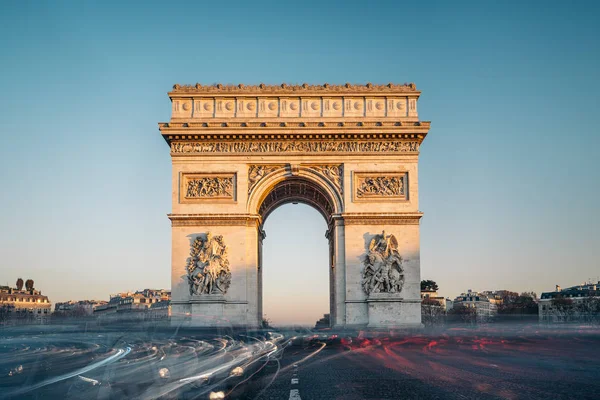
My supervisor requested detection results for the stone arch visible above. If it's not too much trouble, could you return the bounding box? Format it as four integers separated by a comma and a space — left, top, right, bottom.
247, 165, 344, 223
161, 82, 429, 330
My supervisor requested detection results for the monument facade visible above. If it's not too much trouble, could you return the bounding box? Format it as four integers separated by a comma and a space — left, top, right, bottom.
159, 83, 430, 328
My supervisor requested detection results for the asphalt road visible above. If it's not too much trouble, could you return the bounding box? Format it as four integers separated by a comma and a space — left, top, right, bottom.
1, 325, 600, 399
237, 328, 600, 400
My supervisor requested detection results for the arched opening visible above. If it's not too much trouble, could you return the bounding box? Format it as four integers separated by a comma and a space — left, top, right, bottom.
257, 177, 338, 327
262, 203, 329, 326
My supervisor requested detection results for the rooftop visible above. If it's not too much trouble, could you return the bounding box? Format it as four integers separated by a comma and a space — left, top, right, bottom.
170, 82, 419, 95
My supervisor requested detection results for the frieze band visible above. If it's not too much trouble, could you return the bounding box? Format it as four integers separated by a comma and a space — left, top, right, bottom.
171, 140, 419, 154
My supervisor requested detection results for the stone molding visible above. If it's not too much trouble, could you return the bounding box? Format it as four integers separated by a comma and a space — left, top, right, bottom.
168, 213, 261, 227
337, 212, 422, 225
161, 121, 429, 131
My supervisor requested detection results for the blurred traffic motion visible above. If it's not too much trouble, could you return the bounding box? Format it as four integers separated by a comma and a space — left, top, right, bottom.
1, 324, 600, 399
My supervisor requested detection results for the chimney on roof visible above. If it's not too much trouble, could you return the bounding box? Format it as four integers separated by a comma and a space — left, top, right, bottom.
556, 285, 561, 292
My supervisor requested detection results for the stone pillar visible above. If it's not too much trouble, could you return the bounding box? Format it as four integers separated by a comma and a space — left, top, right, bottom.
169, 215, 261, 328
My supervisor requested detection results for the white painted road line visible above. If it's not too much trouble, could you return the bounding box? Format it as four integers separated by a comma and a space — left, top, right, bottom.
289, 389, 302, 400
291, 378, 299, 384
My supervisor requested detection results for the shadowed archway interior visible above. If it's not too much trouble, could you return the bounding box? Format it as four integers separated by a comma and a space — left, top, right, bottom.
258, 177, 336, 224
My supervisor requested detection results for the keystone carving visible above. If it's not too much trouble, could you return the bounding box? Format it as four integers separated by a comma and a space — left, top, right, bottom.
362, 231, 404, 295
187, 232, 232, 295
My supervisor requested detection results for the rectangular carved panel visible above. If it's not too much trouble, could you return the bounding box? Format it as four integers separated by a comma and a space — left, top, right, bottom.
353, 172, 407, 202
180, 173, 236, 203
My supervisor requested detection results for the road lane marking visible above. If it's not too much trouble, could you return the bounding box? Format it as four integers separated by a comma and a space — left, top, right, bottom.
289, 389, 302, 400
291, 378, 299, 384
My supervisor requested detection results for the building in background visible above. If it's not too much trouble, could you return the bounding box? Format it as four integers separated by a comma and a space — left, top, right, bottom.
539, 281, 600, 323
0, 279, 51, 325
54, 300, 107, 316
452, 290, 497, 321
93, 289, 171, 322
421, 287, 446, 308
420, 280, 447, 325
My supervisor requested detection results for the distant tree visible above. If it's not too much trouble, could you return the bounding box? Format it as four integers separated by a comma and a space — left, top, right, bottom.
262, 315, 272, 329
25, 279, 34, 291
421, 298, 445, 326
420, 280, 439, 292
0, 304, 11, 324
575, 297, 600, 324
16, 278, 23, 290
448, 304, 477, 325
498, 291, 538, 315
551, 295, 574, 322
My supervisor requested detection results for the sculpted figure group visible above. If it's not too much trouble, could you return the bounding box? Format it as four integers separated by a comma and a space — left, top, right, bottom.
187, 232, 232, 295
186, 177, 233, 198
362, 231, 404, 295
356, 176, 404, 198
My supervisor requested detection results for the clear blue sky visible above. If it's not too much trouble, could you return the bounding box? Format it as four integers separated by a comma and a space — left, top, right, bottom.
1, 1, 598, 324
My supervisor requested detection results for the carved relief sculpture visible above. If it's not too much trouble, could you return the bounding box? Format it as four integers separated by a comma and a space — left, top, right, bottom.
362, 231, 404, 295
355, 173, 406, 200
248, 165, 283, 194
186, 177, 233, 198
187, 232, 232, 295
181, 173, 236, 202
172, 140, 419, 155
309, 165, 343, 195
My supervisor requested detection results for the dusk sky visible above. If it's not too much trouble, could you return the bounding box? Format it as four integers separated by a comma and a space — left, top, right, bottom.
1, 1, 598, 325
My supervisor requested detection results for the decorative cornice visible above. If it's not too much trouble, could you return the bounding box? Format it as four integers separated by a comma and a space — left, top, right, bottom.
337, 212, 423, 225
168, 214, 261, 227
170, 82, 418, 95
160, 121, 429, 129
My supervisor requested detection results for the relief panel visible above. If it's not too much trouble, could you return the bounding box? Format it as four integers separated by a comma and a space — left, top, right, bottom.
279, 97, 300, 117
214, 98, 236, 118
343, 97, 365, 117
321, 97, 344, 117
353, 172, 407, 202
385, 97, 408, 118
365, 97, 386, 118
301, 97, 322, 117
180, 172, 236, 203
193, 98, 215, 118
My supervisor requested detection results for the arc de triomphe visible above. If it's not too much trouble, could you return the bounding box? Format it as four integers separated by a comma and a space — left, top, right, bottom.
159, 83, 430, 329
